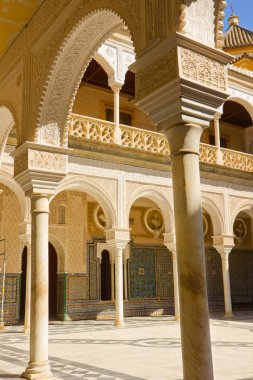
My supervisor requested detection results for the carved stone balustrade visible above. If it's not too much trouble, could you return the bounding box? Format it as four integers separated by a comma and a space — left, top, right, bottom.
68, 114, 115, 144
68, 114, 253, 175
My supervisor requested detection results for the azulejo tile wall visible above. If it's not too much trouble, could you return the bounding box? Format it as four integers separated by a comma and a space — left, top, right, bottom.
2, 273, 20, 325
129, 246, 156, 299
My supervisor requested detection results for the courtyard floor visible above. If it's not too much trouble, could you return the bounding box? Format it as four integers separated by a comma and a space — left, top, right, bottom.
0, 312, 253, 380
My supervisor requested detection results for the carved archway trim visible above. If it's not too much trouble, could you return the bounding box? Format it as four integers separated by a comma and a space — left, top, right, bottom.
36, 8, 137, 148
126, 185, 174, 234
52, 175, 116, 229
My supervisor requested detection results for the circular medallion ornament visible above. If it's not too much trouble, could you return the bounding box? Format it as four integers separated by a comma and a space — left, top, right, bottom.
144, 208, 164, 238
233, 218, 247, 241
94, 205, 106, 230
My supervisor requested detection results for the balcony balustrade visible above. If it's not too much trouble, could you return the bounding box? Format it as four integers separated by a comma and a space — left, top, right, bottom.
68, 114, 253, 174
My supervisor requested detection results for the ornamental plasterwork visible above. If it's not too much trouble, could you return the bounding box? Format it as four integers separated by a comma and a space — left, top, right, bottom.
179, 48, 227, 92
184, 0, 215, 47
214, 0, 226, 49
28, 2, 140, 146
29, 150, 67, 173
37, 11, 123, 147
38, 123, 60, 146
145, 0, 167, 46
135, 48, 178, 101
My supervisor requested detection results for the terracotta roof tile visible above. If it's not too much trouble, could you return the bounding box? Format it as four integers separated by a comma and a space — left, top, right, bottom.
223, 25, 253, 49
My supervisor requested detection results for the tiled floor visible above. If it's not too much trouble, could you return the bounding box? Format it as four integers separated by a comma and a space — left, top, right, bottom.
0, 313, 253, 380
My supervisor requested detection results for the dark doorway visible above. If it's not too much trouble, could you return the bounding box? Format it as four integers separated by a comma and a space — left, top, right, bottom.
230, 249, 253, 310
20, 243, 58, 322
49, 243, 58, 319
101, 250, 111, 301
20, 246, 27, 320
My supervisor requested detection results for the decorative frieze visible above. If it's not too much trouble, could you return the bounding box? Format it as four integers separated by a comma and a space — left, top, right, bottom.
135, 48, 178, 101
179, 47, 227, 91
14, 147, 68, 176
29, 150, 67, 173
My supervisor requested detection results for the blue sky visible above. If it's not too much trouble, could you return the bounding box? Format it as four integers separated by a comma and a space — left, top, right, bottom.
223, 0, 253, 31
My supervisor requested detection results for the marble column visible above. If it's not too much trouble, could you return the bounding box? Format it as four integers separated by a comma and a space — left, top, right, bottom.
123, 256, 128, 300
110, 255, 115, 301
111, 84, 122, 144
24, 242, 31, 334
106, 229, 130, 327
21, 194, 54, 380
171, 249, 180, 320
215, 246, 233, 317
214, 112, 223, 164
166, 123, 213, 380
114, 245, 124, 326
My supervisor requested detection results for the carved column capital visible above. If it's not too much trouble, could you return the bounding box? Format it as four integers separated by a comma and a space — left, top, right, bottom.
105, 228, 130, 250
213, 234, 234, 260
12, 142, 68, 196
131, 33, 232, 132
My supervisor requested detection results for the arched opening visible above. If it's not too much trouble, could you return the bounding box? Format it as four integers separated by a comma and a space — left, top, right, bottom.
49, 242, 58, 319
202, 208, 224, 312
230, 211, 253, 311
100, 250, 111, 301
127, 195, 173, 316
204, 99, 253, 153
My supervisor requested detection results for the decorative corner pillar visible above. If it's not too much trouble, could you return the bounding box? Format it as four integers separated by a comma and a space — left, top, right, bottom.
213, 234, 234, 318
213, 111, 223, 164
105, 229, 130, 326
131, 33, 232, 380
12, 142, 67, 380
163, 232, 180, 320
109, 80, 123, 145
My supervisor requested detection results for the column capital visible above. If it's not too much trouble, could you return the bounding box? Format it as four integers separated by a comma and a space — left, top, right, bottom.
109, 80, 123, 92
213, 234, 234, 259
214, 111, 222, 121
12, 142, 68, 196
212, 234, 234, 248
105, 228, 130, 250
131, 33, 231, 132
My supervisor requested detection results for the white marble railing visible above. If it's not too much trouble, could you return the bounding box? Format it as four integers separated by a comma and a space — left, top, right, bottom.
68, 114, 253, 173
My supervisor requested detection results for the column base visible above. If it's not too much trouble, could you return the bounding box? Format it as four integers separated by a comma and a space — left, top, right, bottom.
23, 327, 30, 334
0, 323, 5, 330
114, 320, 125, 327
21, 361, 55, 380
174, 315, 180, 321
224, 312, 233, 318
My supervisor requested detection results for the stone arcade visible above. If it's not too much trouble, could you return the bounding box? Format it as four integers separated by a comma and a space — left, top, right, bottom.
0, 1, 253, 379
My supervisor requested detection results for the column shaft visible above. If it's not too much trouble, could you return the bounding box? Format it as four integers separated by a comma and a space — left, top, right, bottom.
112, 86, 121, 144
167, 124, 213, 380
171, 251, 180, 320
124, 258, 128, 300
21, 194, 53, 379
111, 259, 115, 300
221, 254, 233, 317
114, 247, 124, 326
24, 244, 31, 334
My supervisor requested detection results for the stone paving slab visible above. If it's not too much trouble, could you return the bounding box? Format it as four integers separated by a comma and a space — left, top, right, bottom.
0, 314, 253, 380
